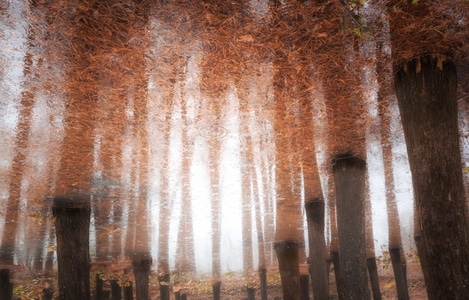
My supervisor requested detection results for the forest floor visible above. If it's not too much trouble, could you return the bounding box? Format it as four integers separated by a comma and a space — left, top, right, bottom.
5, 254, 427, 299
170, 258, 427, 300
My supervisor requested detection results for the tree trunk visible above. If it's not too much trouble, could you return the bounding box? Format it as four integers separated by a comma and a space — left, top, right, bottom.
394, 56, 469, 298
259, 268, 267, 300
123, 283, 133, 300
52, 196, 91, 300
96, 274, 104, 300
242, 168, 254, 273
300, 274, 309, 300
158, 273, 170, 300
366, 257, 381, 300
0, 269, 12, 300
42, 285, 53, 300
365, 183, 381, 300
176, 86, 196, 273
241, 136, 254, 274
247, 287, 256, 300
212, 280, 222, 300
274, 241, 301, 300
330, 251, 344, 300
305, 200, 329, 300
132, 253, 152, 300
110, 279, 121, 300
389, 247, 409, 300
328, 177, 344, 300
333, 156, 370, 300
374, 13, 410, 299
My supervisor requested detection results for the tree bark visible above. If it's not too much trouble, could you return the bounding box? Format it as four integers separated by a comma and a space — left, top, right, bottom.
394, 56, 469, 298
52, 196, 91, 300
330, 251, 344, 300
96, 274, 104, 300
110, 279, 121, 300
389, 247, 409, 300
158, 273, 170, 300
333, 156, 370, 300
366, 257, 381, 300
305, 200, 329, 300
300, 274, 309, 300
247, 287, 256, 300
259, 268, 267, 300
132, 253, 152, 300
374, 12, 410, 299
42, 286, 53, 300
241, 136, 254, 273
365, 183, 381, 300
212, 280, 222, 300
176, 84, 196, 273
0, 269, 12, 300
274, 241, 301, 300
123, 283, 133, 300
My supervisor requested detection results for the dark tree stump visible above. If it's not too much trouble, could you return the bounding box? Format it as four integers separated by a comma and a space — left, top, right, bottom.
212, 280, 222, 300
299, 274, 309, 300
274, 241, 301, 300
96, 274, 104, 300
366, 257, 382, 300
181, 293, 188, 300
305, 200, 329, 300
389, 247, 409, 300
333, 156, 370, 300
52, 196, 91, 300
395, 56, 469, 298
131, 253, 152, 300
111, 279, 122, 300
247, 287, 256, 300
0, 269, 12, 300
123, 282, 133, 300
175, 290, 181, 300
259, 268, 267, 300
158, 273, 170, 300
43, 286, 54, 300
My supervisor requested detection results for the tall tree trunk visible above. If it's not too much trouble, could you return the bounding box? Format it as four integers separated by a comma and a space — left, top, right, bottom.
208, 109, 222, 289
381, 87, 410, 300
239, 95, 255, 274
175, 90, 196, 273
268, 2, 304, 299
155, 90, 175, 293
373, 10, 410, 298
241, 145, 254, 274
333, 156, 370, 300
131, 60, 152, 300
299, 64, 328, 299
394, 56, 469, 298
50, 3, 99, 297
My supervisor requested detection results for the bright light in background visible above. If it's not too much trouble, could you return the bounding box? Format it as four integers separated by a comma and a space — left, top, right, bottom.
219, 86, 243, 273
